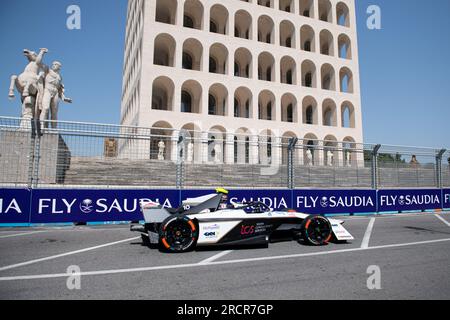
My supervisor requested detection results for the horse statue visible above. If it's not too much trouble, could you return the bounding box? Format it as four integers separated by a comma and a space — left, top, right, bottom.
8, 48, 48, 126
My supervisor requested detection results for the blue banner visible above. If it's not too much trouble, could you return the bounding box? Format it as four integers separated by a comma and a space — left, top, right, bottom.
30, 189, 180, 223
293, 189, 377, 214
0, 189, 31, 224
378, 189, 442, 212
444, 189, 450, 209
0, 188, 448, 224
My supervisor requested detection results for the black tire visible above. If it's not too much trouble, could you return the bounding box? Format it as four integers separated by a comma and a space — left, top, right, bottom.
159, 215, 198, 253
300, 215, 332, 246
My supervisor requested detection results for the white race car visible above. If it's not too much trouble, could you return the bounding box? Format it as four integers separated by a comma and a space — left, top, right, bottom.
131, 190, 354, 253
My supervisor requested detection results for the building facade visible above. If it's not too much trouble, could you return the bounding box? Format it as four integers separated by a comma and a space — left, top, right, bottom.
120, 0, 363, 166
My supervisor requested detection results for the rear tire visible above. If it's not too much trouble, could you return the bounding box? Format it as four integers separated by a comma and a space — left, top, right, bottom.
301, 215, 332, 246
159, 215, 198, 253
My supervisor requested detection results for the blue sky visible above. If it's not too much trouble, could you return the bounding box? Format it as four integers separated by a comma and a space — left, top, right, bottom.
0, 0, 449, 149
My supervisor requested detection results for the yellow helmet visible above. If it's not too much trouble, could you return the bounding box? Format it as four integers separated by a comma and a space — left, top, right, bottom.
216, 188, 229, 195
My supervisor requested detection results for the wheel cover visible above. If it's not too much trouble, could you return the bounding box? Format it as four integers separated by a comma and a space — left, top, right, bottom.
161, 217, 197, 251
305, 217, 332, 244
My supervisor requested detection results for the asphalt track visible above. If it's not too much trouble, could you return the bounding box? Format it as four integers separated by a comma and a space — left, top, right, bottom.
0, 212, 449, 300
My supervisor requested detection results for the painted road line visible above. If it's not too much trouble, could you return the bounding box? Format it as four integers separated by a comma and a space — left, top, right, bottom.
198, 250, 233, 265
0, 231, 48, 239
0, 236, 140, 272
1, 237, 449, 282
434, 214, 450, 227
361, 218, 376, 249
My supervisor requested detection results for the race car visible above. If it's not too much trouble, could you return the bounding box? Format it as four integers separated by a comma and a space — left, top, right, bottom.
130, 189, 354, 253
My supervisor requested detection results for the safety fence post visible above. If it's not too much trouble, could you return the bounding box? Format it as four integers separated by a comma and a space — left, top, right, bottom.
436, 149, 446, 189
176, 133, 185, 189
371, 144, 381, 190
287, 137, 298, 189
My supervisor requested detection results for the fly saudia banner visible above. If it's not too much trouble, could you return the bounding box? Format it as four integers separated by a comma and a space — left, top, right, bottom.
0, 188, 448, 224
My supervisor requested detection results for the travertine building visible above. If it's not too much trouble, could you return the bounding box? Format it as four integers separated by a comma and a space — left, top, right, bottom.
120, 0, 363, 166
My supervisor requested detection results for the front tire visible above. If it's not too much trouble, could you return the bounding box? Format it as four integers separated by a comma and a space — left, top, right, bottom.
159, 215, 198, 253
301, 215, 332, 246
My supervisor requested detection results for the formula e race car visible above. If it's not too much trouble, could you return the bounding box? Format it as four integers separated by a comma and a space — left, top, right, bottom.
131, 189, 354, 253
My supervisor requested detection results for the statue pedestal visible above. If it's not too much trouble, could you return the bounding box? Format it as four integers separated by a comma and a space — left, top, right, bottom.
0, 129, 71, 185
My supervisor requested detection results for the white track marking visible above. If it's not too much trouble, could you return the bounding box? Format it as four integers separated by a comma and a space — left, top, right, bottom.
434, 214, 450, 227
0, 236, 140, 272
361, 218, 376, 249
0, 231, 47, 239
198, 250, 233, 265
1, 237, 449, 282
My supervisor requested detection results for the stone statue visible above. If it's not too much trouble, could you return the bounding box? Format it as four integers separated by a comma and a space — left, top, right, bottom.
327, 150, 334, 166
8, 48, 72, 129
158, 141, 165, 160
187, 142, 194, 162
39, 61, 72, 129
306, 149, 313, 166
346, 152, 352, 167
213, 144, 222, 163
8, 48, 48, 125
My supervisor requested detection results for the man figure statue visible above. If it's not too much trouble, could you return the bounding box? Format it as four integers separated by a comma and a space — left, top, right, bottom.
306, 149, 313, 166
327, 150, 334, 166
39, 61, 72, 128
214, 144, 222, 163
187, 142, 194, 162
158, 141, 165, 160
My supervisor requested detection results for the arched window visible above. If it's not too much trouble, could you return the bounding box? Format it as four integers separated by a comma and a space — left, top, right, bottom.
181, 91, 192, 113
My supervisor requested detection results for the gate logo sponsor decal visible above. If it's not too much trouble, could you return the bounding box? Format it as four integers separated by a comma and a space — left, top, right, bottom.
80, 199, 94, 214
241, 225, 255, 235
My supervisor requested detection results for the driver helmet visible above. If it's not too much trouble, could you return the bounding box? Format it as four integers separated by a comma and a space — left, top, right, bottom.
216, 188, 229, 209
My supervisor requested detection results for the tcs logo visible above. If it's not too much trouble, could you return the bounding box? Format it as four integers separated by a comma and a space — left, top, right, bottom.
241, 225, 255, 235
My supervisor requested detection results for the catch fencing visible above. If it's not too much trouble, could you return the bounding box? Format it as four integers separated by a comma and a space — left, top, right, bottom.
0, 117, 448, 190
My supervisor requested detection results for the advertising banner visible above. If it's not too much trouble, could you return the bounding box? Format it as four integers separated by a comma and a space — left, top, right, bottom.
378, 189, 442, 212
182, 189, 293, 211
0, 189, 31, 224
30, 189, 180, 223
292, 189, 377, 214
443, 189, 450, 209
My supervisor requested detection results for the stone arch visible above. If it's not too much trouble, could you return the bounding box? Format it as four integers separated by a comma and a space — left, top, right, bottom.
209, 43, 229, 74
181, 80, 202, 113
300, 0, 315, 18
281, 93, 297, 123
258, 52, 275, 82
336, 2, 350, 27
280, 20, 296, 48
321, 63, 336, 91
280, 56, 297, 85
208, 83, 228, 116
150, 121, 173, 160
155, 0, 177, 24
320, 29, 334, 56
318, 0, 332, 23
182, 38, 203, 71
322, 99, 337, 126
210, 4, 229, 34
300, 25, 315, 52
152, 76, 174, 111
303, 133, 319, 166
235, 127, 251, 164
258, 90, 276, 121
340, 67, 354, 93
258, 15, 274, 44
323, 134, 338, 166
301, 59, 316, 88
338, 34, 352, 59
302, 96, 318, 125
234, 86, 253, 118
234, 47, 252, 78
184, 0, 204, 29
341, 101, 355, 128
153, 33, 176, 67
234, 10, 252, 40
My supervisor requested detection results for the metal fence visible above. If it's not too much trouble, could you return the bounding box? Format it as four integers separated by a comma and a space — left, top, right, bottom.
0, 117, 448, 190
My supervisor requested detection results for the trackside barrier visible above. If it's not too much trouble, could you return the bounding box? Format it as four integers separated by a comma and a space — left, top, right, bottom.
1, 188, 449, 225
